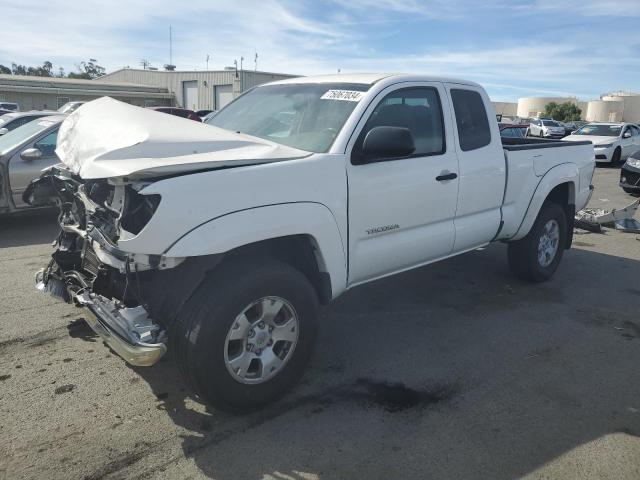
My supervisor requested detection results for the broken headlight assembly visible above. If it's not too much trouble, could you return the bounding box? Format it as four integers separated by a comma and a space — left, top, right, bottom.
120, 187, 161, 235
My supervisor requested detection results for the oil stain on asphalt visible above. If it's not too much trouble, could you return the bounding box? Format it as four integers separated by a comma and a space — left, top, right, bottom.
54, 384, 75, 394
344, 379, 457, 413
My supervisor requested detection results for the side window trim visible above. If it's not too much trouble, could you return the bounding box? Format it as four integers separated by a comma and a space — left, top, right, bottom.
350, 85, 447, 165
449, 87, 492, 152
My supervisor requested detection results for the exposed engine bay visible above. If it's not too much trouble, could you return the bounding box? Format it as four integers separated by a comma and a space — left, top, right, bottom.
25, 165, 219, 366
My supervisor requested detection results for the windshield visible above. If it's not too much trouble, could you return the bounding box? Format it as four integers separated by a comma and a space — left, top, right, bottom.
206, 83, 371, 153
0, 119, 58, 155
574, 124, 621, 136
542, 120, 560, 126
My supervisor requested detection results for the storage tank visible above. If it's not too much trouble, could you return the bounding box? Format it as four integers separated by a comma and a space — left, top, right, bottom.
602, 92, 640, 123
516, 97, 577, 119
586, 99, 623, 122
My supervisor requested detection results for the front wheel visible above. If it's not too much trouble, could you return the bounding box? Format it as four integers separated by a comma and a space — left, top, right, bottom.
508, 202, 567, 282
612, 147, 622, 165
173, 258, 318, 412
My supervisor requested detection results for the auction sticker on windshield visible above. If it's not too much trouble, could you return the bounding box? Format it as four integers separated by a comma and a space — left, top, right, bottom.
321, 90, 364, 102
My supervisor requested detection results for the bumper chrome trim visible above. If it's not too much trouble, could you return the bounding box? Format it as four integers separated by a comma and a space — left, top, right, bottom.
75, 293, 167, 367
36, 269, 166, 367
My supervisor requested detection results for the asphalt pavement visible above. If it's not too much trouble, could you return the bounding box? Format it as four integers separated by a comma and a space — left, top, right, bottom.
1, 165, 639, 480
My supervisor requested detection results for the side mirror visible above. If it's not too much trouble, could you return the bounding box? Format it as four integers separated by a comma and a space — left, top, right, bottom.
0, 128, 7, 136
623, 131, 632, 138
20, 148, 42, 162
361, 126, 415, 160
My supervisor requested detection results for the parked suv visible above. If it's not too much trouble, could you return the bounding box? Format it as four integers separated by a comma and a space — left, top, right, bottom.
529, 118, 566, 138
0, 102, 19, 112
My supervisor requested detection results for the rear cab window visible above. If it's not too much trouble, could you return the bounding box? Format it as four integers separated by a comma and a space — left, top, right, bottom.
450, 88, 491, 151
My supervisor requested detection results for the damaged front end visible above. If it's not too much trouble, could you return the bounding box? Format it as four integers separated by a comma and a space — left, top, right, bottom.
26, 165, 190, 367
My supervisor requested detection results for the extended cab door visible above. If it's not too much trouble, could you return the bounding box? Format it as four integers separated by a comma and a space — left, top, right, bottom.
445, 85, 506, 252
8, 127, 60, 208
346, 83, 459, 285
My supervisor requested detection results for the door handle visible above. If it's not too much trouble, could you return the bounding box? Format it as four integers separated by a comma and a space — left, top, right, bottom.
436, 172, 457, 181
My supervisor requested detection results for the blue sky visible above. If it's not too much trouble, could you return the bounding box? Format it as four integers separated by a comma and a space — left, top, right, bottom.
0, 0, 638, 101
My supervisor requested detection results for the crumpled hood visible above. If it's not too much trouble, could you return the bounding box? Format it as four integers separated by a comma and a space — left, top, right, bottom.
564, 134, 616, 146
55, 97, 309, 180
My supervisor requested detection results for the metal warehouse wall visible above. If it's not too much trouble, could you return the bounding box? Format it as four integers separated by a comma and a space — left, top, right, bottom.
0, 91, 171, 111
98, 69, 298, 110
0, 74, 174, 111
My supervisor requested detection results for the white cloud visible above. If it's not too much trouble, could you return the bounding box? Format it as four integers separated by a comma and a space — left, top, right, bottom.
0, 0, 638, 100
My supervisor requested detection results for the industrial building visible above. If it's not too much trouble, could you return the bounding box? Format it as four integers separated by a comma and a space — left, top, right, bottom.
516, 92, 640, 123
96, 68, 298, 111
0, 74, 173, 111
492, 101, 518, 117
516, 97, 588, 120
585, 92, 640, 123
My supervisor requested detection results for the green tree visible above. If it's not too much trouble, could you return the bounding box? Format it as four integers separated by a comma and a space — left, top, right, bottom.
68, 58, 105, 79
543, 102, 582, 122
11, 63, 27, 75
8, 61, 53, 76
0, 64, 10, 74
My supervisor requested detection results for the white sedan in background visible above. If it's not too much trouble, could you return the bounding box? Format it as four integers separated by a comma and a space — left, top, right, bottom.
564, 123, 640, 164
528, 118, 566, 138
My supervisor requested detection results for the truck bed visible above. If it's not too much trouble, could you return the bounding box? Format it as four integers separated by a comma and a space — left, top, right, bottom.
498, 136, 595, 241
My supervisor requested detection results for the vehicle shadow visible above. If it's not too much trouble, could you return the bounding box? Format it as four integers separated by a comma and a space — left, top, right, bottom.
132, 241, 640, 479
0, 209, 58, 248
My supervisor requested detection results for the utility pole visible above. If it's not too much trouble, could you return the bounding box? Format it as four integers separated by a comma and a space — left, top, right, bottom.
240, 56, 244, 71
254, 52, 258, 71
206, 53, 210, 70
140, 59, 150, 70
169, 26, 173, 66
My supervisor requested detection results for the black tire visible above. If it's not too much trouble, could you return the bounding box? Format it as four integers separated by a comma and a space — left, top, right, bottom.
539, 130, 544, 138
507, 202, 567, 282
623, 187, 638, 195
172, 257, 319, 412
612, 147, 622, 165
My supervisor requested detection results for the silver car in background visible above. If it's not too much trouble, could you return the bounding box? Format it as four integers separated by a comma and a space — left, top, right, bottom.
529, 118, 566, 138
0, 115, 65, 214
0, 111, 59, 135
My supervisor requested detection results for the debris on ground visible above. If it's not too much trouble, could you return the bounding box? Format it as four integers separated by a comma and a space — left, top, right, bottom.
575, 198, 640, 233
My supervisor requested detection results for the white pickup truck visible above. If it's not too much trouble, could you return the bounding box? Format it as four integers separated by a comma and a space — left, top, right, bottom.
26, 74, 595, 411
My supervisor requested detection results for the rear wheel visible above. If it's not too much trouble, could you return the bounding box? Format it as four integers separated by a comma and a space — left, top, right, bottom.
508, 202, 567, 282
173, 257, 318, 412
